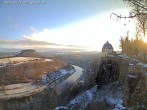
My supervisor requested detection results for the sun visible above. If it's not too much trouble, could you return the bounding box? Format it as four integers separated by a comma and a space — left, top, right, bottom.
143, 37, 147, 43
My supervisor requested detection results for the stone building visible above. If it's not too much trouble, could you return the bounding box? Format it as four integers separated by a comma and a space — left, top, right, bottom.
99, 41, 114, 57
102, 41, 113, 53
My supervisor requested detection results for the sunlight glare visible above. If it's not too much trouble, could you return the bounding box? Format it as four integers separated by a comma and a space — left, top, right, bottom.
24, 9, 136, 51
143, 37, 147, 43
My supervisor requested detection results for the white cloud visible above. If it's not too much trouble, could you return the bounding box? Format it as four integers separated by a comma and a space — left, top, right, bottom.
23, 9, 136, 51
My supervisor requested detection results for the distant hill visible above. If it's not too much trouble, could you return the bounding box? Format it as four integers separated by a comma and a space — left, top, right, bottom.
16, 49, 43, 57
0, 52, 17, 58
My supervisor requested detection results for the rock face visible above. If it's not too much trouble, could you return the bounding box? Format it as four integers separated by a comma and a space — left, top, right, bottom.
95, 57, 128, 87
124, 64, 147, 109
16, 49, 42, 57
94, 56, 147, 109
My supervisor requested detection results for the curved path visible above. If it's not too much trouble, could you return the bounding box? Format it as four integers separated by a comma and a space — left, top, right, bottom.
0, 65, 84, 100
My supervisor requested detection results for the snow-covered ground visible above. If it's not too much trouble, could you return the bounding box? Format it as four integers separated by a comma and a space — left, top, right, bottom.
9, 57, 40, 62
0, 57, 55, 68
118, 54, 147, 75
137, 62, 147, 68
128, 73, 138, 78
0, 57, 41, 68
44, 59, 54, 62
55, 82, 126, 110
42, 66, 75, 84
0, 83, 29, 90
0, 82, 47, 100
0, 57, 40, 63
118, 54, 140, 63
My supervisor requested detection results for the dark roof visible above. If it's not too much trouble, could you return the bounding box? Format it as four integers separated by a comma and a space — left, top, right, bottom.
102, 41, 113, 49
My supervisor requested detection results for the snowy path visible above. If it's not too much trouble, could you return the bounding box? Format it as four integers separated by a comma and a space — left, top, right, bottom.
0, 83, 47, 100
54, 65, 84, 94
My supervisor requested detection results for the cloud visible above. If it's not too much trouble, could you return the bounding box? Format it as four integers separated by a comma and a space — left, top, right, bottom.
0, 38, 56, 49
22, 11, 136, 51
0, 37, 87, 49
0, 39, 51, 46
2, 9, 136, 51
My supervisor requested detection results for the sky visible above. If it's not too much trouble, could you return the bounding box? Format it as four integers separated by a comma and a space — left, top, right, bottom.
0, 0, 138, 52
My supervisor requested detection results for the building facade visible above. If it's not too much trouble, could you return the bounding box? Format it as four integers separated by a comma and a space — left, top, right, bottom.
102, 41, 113, 53
99, 41, 114, 57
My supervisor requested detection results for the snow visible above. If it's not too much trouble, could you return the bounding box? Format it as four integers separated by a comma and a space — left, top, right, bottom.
42, 75, 49, 83
0, 83, 47, 99
11, 62, 23, 66
68, 86, 97, 108
118, 54, 147, 75
0, 65, 76, 100
79, 80, 85, 85
86, 90, 92, 101
53, 65, 83, 94
54, 106, 68, 110
114, 99, 126, 110
129, 62, 134, 66
118, 54, 140, 63
62, 82, 126, 110
2, 83, 29, 90
43, 68, 75, 82
0, 65, 5, 68
142, 64, 147, 68
59, 69, 70, 75
128, 73, 138, 78
9, 57, 40, 62
137, 62, 144, 66
0, 57, 41, 67
69, 89, 92, 107
0, 57, 56, 69
44, 59, 53, 62
118, 54, 129, 59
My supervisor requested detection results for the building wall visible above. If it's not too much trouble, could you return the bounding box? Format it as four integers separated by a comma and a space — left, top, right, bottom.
102, 49, 113, 53
98, 52, 108, 57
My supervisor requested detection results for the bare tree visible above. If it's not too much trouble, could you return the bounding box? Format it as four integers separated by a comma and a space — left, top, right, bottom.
111, 0, 147, 37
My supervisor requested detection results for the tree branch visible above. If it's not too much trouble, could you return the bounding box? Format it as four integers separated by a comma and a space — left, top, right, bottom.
110, 13, 137, 19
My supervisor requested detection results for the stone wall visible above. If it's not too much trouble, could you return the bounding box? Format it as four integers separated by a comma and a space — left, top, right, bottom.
95, 56, 147, 109
95, 57, 129, 86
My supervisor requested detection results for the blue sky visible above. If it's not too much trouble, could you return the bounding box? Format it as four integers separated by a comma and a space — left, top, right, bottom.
0, 0, 136, 52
